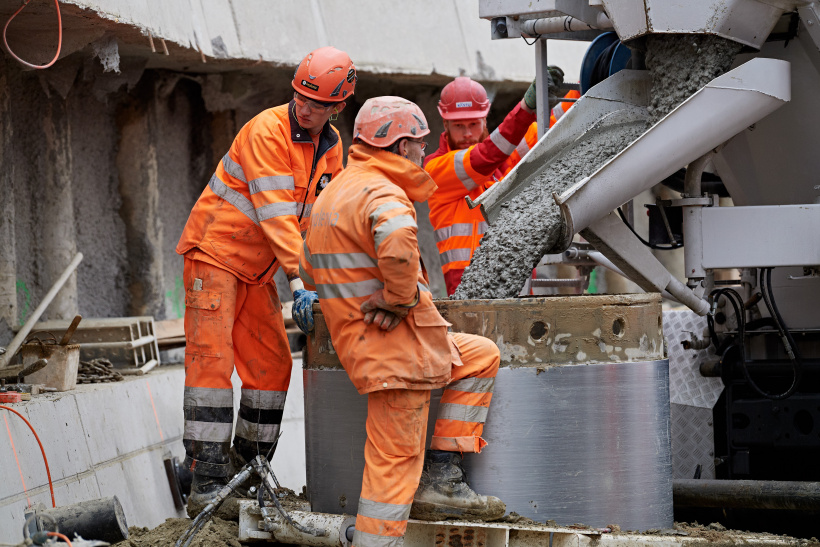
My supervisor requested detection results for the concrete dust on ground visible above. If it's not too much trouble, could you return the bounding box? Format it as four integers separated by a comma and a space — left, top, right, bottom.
116, 517, 240, 547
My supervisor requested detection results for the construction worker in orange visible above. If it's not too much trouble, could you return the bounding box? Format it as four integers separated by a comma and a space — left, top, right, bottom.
425, 69, 566, 296
300, 96, 505, 547
175, 46, 356, 516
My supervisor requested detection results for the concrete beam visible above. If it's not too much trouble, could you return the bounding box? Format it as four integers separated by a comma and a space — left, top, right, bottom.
116, 81, 165, 318
42, 99, 80, 321
0, 60, 17, 339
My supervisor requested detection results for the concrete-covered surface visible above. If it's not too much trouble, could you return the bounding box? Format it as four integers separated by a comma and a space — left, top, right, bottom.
0, 359, 308, 543
0, 0, 588, 345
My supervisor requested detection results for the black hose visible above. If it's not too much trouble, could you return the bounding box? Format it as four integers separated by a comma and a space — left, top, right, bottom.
617, 207, 682, 250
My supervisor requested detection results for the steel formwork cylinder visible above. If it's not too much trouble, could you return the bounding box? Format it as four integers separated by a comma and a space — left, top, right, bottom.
304, 295, 672, 531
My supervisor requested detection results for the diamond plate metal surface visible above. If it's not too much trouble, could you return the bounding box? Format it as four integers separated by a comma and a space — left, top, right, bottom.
671, 403, 716, 480
664, 309, 724, 408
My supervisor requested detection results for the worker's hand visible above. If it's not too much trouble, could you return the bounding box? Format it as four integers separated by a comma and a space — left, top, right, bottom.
522, 71, 563, 112
293, 289, 319, 334
547, 65, 564, 87
360, 290, 411, 332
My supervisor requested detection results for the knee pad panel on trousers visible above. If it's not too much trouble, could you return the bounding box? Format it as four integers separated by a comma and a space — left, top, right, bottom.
368, 390, 431, 457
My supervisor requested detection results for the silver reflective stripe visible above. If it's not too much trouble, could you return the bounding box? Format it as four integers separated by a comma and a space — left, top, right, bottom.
489, 128, 516, 155
299, 261, 316, 287
434, 223, 473, 243
477, 221, 488, 235
516, 138, 530, 158
302, 241, 313, 265
183, 420, 233, 442
240, 389, 286, 410
209, 175, 259, 225
437, 402, 489, 423
221, 153, 247, 183
352, 530, 403, 547
183, 386, 234, 408
312, 253, 378, 270
357, 497, 412, 522
447, 377, 495, 394
235, 418, 280, 442
418, 281, 430, 293
296, 202, 314, 218
453, 150, 477, 192
442, 247, 472, 264
316, 278, 384, 300
257, 201, 297, 221
553, 102, 566, 120
374, 215, 417, 251
249, 175, 295, 194
369, 202, 405, 224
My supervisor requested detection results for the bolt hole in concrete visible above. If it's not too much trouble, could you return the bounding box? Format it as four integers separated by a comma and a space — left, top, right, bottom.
530, 321, 549, 342
612, 317, 626, 338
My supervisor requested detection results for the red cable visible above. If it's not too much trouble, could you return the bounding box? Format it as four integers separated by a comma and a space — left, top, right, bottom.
0, 405, 56, 508
3, 0, 63, 69
48, 531, 73, 546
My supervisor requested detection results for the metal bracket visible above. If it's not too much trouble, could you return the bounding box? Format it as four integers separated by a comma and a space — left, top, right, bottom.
669, 196, 715, 207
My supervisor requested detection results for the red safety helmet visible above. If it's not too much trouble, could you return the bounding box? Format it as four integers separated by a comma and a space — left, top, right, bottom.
437, 77, 491, 120
292, 46, 357, 103
353, 96, 431, 147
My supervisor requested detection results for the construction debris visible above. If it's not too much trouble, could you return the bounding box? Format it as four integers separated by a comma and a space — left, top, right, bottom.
77, 358, 124, 384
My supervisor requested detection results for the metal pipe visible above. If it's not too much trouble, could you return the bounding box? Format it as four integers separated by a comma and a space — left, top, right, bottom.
682, 152, 714, 282
522, 13, 612, 36
0, 252, 83, 370
674, 479, 820, 511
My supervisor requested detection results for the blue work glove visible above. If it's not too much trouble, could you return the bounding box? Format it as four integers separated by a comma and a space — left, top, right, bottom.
293, 289, 319, 334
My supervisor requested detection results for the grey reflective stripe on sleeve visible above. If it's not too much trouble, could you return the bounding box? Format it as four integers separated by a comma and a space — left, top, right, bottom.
516, 139, 530, 158
221, 153, 247, 183
374, 215, 417, 252
299, 261, 315, 286
183, 386, 234, 408
447, 377, 495, 394
453, 150, 477, 192
477, 221, 488, 235
357, 497, 412, 522
418, 281, 431, 293
316, 278, 384, 300
435, 223, 473, 243
489, 128, 516, 155
296, 202, 314, 218
312, 253, 378, 270
369, 201, 405, 224
235, 418, 280, 443
209, 175, 260, 225
257, 201, 298, 221
437, 402, 489, 423
183, 420, 233, 443
240, 389, 286, 410
441, 247, 472, 265
352, 530, 403, 547
249, 175, 295, 194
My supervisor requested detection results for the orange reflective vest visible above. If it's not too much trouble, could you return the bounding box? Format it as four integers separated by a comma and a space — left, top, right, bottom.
177, 101, 343, 284
425, 103, 535, 295
300, 144, 459, 394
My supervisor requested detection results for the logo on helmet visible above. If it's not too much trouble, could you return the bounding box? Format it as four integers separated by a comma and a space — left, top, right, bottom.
301, 80, 319, 92
456, 101, 473, 108
346, 67, 356, 84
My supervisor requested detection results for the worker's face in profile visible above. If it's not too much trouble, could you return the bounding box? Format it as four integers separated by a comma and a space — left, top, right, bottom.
444, 118, 487, 150
294, 92, 346, 134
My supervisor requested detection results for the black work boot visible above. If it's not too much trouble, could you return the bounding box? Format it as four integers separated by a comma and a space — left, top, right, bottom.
186, 472, 229, 518
410, 450, 506, 522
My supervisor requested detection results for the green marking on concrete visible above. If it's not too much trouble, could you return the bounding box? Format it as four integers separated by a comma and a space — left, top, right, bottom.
16, 280, 31, 326
586, 268, 598, 294
166, 276, 185, 318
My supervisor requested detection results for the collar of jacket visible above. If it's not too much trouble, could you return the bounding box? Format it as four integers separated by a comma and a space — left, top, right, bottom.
423, 131, 451, 167
347, 143, 438, 203
288, 100, 339, 158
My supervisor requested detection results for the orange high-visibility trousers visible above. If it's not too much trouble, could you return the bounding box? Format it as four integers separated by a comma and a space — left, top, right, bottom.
352, 332, 500, 547
182, 255, 292, 477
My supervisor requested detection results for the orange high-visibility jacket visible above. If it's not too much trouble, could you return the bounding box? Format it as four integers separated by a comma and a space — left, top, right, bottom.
300, 144, 458, 394
177, 101, 343, 284
425, 103, 535, 294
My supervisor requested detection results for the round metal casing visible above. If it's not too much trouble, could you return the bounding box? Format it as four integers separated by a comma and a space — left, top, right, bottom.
304, 294, 672, 530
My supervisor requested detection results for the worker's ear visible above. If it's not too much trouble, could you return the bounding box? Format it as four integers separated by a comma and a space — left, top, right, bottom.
333, 101, 347, 116
397, 139, 409, 158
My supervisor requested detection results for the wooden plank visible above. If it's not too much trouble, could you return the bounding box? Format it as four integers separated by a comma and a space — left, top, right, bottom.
154, 318, 184, 340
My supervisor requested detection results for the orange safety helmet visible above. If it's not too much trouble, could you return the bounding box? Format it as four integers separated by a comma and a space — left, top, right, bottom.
353, 96, 431, 147
292, 46, 357, 103
437, 77, 491, 120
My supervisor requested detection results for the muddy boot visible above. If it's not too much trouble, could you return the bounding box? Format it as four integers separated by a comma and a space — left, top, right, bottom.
186, 473, 228, 518
410, 450, 506, 522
